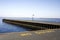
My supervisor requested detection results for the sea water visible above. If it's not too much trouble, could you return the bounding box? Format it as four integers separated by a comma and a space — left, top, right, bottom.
0, 17, 28, 33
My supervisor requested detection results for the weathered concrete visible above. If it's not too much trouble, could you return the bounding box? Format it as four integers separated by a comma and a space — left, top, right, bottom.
0, 29, 60, 40
3, 19, 60, 29
3, 19, 47, 30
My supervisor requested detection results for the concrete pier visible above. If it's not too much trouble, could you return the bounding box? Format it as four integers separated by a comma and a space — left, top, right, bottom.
3, 19, 60, 30
1, 19, 60, 40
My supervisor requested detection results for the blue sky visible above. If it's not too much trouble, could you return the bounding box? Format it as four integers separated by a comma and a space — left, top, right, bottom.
0, 0, 60, 18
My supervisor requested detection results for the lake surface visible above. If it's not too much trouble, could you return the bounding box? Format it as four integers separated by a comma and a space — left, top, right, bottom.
0, 17, 60, 33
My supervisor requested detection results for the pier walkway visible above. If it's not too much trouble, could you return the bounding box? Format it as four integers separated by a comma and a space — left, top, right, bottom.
0, 29, 60, 40
3, 19, 60, 29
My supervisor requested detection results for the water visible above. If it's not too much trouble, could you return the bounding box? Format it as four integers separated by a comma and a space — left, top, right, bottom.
0, 17, 29, 33
0, 17, 60, 33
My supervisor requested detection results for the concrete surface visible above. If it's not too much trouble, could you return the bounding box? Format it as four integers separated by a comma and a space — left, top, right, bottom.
0, 29, 60, 40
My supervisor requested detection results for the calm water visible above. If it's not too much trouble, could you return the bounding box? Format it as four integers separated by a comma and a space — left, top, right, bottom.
0, 17, 60, 33
0, 17, 29, 33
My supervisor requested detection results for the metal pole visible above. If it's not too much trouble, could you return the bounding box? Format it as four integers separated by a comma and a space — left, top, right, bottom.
32, 14, 34, 21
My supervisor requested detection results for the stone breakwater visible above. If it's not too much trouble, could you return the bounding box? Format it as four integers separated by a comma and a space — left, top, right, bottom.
3, 19, 60, 30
